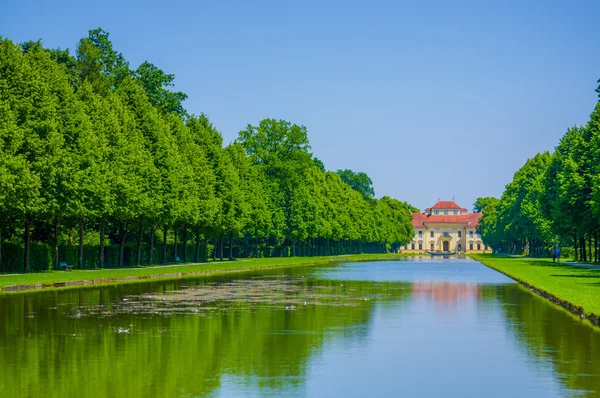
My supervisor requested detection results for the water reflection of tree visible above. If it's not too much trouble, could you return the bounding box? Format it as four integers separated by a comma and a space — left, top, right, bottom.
0, 270, 411, 397
497, 285, 600, 396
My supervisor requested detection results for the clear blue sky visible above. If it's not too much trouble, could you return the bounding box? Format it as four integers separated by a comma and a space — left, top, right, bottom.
2, 0, 599, 212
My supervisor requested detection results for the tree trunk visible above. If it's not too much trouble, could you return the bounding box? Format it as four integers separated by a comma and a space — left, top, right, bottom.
574, 234, 578, 261
162, 225, 168, 263
53, 216, 59, 269
148, 226, 155, 265
220, 233, 224, 261
229, 232, 233, 260
24, 215, 30, 272
594, 231, 598, 263
119, 223, 128, 267
183, 224, 188, 263
78, 217, 84, 269
213, 232, 218, 261
204, 231, 209, 262
173, 225, 178, 261
99, 220, 105, 268
136, 218, 143, 266
194, 228, 201, 263
0, 226, 2, 269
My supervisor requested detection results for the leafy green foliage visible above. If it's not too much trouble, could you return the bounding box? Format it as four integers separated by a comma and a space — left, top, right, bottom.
76, 28, 131, 94
336, 169, 375, 199
134, 62, 188, 116
473, 197, 497, 213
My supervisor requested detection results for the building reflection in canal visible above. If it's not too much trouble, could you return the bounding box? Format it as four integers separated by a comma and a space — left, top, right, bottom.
411, 281, 482, 306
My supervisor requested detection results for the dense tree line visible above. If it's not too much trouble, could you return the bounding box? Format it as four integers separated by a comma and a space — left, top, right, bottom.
476, 85, 600, 261
0, 29, 414, 272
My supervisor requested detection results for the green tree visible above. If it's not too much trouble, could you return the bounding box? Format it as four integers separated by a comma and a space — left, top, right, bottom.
473, 197, 497, 213
134, 62, 188, 116
76, 28, 131, 94
477, 197, 502, 249
76, 83, 115, 268
336, 169, 375, 199
237, 119, 314, 245
107, 89, 158, 266
225, 143, 270, 258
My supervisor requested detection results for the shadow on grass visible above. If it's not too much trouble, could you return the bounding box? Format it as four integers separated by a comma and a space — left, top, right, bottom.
512, 260, 600, 280
527, 260, 599, 269
550, 274, 600, 279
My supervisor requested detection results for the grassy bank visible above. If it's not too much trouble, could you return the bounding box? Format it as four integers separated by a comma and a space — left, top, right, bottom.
0, 253, 415, 293
471, 254, 600, 324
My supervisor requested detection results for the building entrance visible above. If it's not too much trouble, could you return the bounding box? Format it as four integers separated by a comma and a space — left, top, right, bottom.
443, 241, 449, 251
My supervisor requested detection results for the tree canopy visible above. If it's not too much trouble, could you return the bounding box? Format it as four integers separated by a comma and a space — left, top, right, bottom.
0, 30, 415, 272
336, 169, 375, 200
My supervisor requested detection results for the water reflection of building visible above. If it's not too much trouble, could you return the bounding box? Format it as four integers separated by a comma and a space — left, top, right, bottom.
411, 282, 482, 305
403, 200, 490, 253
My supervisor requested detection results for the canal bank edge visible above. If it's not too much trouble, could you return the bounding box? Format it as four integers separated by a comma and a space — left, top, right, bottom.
471, 254, 600, 328
0, 253, 418, 294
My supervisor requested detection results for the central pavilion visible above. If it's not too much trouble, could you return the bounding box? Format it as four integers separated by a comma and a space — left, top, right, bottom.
402, 200, 490, 253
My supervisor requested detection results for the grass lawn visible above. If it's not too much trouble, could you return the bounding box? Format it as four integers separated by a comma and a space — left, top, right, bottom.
471, 254, 600, 317
0, 253, 414, 292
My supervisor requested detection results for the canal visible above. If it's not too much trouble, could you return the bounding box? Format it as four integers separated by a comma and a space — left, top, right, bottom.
1, 258, 599, 397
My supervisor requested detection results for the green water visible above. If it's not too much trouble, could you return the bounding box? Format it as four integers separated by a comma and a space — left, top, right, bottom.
1, 258, 599, 397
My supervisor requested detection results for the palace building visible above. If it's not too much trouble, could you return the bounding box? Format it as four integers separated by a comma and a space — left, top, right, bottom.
402, 200, 490, 253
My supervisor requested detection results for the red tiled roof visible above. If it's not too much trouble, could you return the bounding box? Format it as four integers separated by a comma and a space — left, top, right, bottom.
431, 200, 462, 210
411, 212, 482, 228
466, 214, 481, 228
411, 213, 428, 228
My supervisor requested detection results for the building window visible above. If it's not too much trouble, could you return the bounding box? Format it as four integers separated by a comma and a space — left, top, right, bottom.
469, 243, 473, 250
430, 231, 434, 238
411, 243, 415, 250
418, 231, 423, 239
453, 210, 458, 215
457, 244, 462, 250
443, 232, 449, 238
458, 230, 462, 238
444, 210, 448, 215
469, 231, 473, 237
477, 243, 481, 250
434, 210, 439, 215
419, 243, 423, 250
